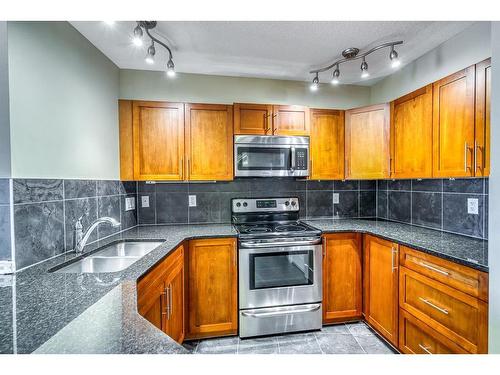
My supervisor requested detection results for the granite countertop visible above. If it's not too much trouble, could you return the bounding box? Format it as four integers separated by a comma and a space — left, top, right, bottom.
305, 219, 488, 272
0, 220, 488, 354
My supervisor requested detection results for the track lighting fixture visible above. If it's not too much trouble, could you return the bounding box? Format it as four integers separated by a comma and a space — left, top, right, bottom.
310, 73, 319, 91
331, 65, 340, 85
309, 40, 403, 84
360, 57, 369, 78
131, 22, 176, 78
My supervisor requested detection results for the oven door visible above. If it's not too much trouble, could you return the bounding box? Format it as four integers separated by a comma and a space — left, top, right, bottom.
234, 143, 293, 177
239, 243, 322, 309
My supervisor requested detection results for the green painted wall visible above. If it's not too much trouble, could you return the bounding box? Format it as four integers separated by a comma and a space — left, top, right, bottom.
120, 69, 371, 109
8, 22, 120, 179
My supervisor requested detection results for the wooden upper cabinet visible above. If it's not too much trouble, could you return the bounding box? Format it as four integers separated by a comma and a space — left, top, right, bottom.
185, 103, 234, 181
130, 101, 185, 181
364, 234, 399, 347
272, 105, 310, 135
187, 238, 238, 339
345, 104, 390, 180
475, 58, 491, 177
433, 66, 475, 177
391, 85, 433, 179
234, 103, 273, 135
323, 233, 362, 324
310, 109, 345, 180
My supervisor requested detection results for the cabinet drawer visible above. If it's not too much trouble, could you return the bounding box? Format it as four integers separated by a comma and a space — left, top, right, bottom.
399, 267, 488, 353
400, 246, 488, 302
399, 309, 467, 354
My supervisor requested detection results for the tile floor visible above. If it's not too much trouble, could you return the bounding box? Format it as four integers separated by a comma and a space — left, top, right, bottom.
183, 321, 397, 354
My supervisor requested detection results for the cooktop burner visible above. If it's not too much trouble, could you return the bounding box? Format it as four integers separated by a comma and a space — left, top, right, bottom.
238, 224, 273, 234
275, 224, 307, 232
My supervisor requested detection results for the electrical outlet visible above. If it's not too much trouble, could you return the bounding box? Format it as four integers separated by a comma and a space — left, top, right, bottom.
141, 195, 150, 208
189, 195, 197, 207
332, 193, 340, 204
467, 198, 479, 215
125, 197, 136, 211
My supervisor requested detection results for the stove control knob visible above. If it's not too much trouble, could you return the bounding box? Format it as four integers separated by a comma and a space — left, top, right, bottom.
291, 201, 297, 206
243, 202, 248, 207
285, 201, 290, 206
236, 202, 241, 207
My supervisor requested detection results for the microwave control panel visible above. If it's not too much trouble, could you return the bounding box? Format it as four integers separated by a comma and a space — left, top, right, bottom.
295, 148, 308, 170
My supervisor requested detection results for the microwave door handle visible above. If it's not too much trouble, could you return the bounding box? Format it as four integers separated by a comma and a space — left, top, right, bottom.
290, 146, 296, 172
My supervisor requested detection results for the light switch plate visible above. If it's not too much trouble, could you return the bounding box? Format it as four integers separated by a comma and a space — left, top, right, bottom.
125, 197, 136, 211
332, 193, 340, 204
467, 198, 479, 215
141, 196, 150, 208
189, 195, 197, 207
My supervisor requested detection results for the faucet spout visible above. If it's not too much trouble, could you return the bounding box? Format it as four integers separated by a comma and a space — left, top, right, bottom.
74, 217, 121, 255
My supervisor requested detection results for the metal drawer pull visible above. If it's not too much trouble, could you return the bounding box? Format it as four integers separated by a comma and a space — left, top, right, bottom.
161, 290, 168, 316
241, 304, 321, 318
168, 284, 173, 319
418, 262, 450, 276
418, 344, 433, 354
391, 247, 398, 273
419, 297, 449, 315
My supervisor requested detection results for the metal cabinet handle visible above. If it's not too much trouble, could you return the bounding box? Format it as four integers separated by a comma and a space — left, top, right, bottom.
168, 284, 173, 319
474, 141, 478, 175
418, 262, 449, 276
161, 290, 168, 317
322, 237, 326, 257
418, 344, 433, 354
180, 158, 183, 177
391, 247, 398, 273
464, 142, 468, 172
419, 297, 449, 315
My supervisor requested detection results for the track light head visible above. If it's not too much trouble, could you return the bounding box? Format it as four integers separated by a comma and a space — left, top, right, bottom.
310, 74, 319, 91
389, 46, 400, 68
331, 65, 340, 85
361, 58, 369, 78
145, 43, 155, 64
132, 23, 143, 46
167, 59, 176, 77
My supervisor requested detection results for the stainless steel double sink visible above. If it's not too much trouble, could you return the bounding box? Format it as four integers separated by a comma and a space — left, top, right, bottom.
52, 241, 164, 274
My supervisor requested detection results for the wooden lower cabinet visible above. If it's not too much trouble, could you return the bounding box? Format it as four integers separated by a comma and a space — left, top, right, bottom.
137, 244, 185, 343
363, 235, 399, 346
186, 238, 238, 339
322, 233, 362, 323
399, 309, 467, 354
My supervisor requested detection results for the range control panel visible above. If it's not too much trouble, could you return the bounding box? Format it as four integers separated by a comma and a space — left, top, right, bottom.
232, 198, 299, 213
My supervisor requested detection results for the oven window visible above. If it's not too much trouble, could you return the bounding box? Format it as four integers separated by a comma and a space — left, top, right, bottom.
236, 147, 290, 170
249, 251, 314, 290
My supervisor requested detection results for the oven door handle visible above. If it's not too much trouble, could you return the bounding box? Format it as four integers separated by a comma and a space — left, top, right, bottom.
239, 239, 322, 248
241, 304, 321, 318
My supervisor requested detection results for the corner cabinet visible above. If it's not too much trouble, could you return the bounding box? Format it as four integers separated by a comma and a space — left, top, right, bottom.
310, 109, 345, 180
185, 103, 234, 181
345, 104, 390, 180
322, 233, 362, 323
390, 85, 433, 178
186, 238, 238, 339
363, 234, 399, 347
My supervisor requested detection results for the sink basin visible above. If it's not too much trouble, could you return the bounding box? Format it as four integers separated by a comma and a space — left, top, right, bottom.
52, 240, 164, 274
94, 241, 164, 258
55, 256, 138, 273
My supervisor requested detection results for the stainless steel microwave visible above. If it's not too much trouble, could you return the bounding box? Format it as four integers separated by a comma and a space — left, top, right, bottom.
234, 135, 309, 177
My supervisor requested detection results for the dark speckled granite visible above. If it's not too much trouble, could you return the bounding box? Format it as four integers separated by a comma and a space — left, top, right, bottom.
305, 219, 487, 272
0, 224, 236, 354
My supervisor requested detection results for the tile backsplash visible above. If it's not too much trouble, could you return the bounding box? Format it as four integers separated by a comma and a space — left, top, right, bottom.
376, 178, 489, 239
0, 179, 11, 262
136, 178, 377, 225
11, 179, 137, 270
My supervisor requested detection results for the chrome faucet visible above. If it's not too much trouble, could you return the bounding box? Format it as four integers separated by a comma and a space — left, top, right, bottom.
74, 216, 121, 255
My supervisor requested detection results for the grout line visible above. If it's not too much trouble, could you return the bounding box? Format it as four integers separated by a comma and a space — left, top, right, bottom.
346, 323, 367, 354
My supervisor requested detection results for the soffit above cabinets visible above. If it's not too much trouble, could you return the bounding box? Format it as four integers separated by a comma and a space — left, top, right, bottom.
71, 21, 476, 86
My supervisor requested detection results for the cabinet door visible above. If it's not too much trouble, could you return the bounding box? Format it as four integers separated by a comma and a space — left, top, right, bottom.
187, 238, 238, 339
185, 103, 234, 181
323, 233, 362, 323
164, 252, 185, 344
310, 109, 345, 180
391, 85, 433, 178
132, 101, 185, 181
364, 234, 399, 346
272, 105, 310, 135
345, 104, 390, 179
475, 58, 491, 177
432, 66, 475, 177
234, 103, 273, 135
137, 278, 167, 332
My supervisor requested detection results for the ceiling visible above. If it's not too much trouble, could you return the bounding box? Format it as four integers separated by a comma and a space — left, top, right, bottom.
71, 21, 475, 86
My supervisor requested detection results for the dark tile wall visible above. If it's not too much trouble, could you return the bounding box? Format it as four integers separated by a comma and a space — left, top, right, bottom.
377, 178, 489, 239
137, 178, 378, 225
11, 179, 137, 270
0, 179, 11, 261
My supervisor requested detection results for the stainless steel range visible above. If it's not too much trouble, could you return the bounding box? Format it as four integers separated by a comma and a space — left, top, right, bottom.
232, 197, 322, 338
